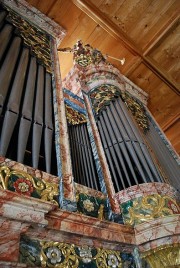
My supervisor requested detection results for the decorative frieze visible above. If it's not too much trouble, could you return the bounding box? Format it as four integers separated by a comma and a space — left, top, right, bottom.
121, 194, 180, 226
0, 166, 59, 205
20, 236, 136, 268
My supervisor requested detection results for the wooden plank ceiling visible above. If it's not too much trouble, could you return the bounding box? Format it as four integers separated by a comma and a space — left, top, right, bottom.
26, 0, 180, 155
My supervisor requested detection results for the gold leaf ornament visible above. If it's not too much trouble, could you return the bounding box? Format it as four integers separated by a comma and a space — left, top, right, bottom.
40, 241, 79, 268
0, 166, 59, 205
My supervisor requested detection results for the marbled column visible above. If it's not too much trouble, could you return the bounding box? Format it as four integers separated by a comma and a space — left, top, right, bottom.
51, 39, 76, 205
83, 93, 120, 213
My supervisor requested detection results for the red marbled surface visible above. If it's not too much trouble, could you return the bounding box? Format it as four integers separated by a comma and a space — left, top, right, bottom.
115, 182, 178, 204
135, 214, 180, 246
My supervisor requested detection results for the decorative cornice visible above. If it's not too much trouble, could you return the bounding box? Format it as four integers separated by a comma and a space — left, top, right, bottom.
1, 0, 66, 45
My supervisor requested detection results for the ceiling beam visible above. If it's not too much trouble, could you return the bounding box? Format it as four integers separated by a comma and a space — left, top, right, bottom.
143, 14, 180, 56
72, 0, 179, 95
162, 112, 180, 132
71, 0, 141, 56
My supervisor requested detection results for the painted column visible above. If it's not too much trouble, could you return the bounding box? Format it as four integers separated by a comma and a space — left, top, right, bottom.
83, 93, 120, 213
51, 39, 76, 208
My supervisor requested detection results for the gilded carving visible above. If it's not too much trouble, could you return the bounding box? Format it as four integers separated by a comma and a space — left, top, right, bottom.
142, 244, 180, 268
73, 40, 105, 67
89, 85, 149, 131
122, 194, 179, 226
40, 241, 123, 268
96, 248, 122, 268
65, 104, 87, 125
5, 8, 52, 72
121, 92, 149, 131
40, 241, 79, 268
0, 166, 59, 205
90, 85, 120, 114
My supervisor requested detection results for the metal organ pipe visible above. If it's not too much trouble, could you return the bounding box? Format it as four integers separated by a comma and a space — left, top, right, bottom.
0, 36, 21, 115
32, 65, 44, 169
0, 11, 7, 28
68, 123, 99, 190
83, 124, 99, 190
96, 96, 163, 191
98, 114, 126, 190
0, 47, 29, 156
17, 56, 37, 163
0, 24, 13, 61
79, 125, 93, 189
44, 72, 53, 173
116, 99, 162, 181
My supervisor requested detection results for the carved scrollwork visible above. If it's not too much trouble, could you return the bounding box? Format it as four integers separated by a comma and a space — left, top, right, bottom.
122, 194, 180, 226
65, 104, 87, 125
96, 248, 122, 268
40, 241, 79, 268
142, 244, 180, 268
0, 166, 59, 205
40, 241, 123, 268
5, 7, 52, 72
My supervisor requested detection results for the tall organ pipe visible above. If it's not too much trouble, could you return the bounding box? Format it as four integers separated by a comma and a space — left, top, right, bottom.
44, 72, 53, 173
97, 119, 121, 190
110, 101, 147, 182
116, 98, 162, 181
74, 126, 86, 186
0, 47, 29, 156
17, 56, 37, 162
69, 127, 79, 183
79, 125, 94, 189
83, 124, 99, 190
98, 115, 126, 190
0, 36, 21, 115
32, 65, 44, 169
102, 108, 139, 185
76, 126, 90, 187
0, 24, 13, 61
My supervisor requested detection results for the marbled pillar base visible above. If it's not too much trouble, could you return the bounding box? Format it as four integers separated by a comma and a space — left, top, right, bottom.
116, 182, 180, 267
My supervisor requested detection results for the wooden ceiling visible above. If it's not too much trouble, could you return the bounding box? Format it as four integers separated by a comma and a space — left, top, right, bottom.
26, 0, 180, 155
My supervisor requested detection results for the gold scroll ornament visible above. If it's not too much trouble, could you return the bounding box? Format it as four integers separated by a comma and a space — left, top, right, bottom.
125, 194, 179, 226
40, 241, 122, 268
6, 8, 52, 73
65, 105, 87, 125
141, 243, 180, 268
0, 166, 59, 205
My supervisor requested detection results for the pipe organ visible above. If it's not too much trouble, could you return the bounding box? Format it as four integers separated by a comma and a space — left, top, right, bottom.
0, 1, 179, 268
96, 97, 162, 192
0, 4, 57, 175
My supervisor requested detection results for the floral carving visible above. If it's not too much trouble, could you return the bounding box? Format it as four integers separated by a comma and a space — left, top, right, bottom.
108, 254, 120, 268
13, 178, 33, 196
83, 199, 95, 212
78, 246, 93, 263
96, 248, 122, 268
46, 247, 62, 265
0, 166, 59, 205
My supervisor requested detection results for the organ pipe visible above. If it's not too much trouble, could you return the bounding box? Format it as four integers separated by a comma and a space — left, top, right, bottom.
0, 36, 21, 115
32, 65, 44, 169
17, 56, 37, 162
0, 47, 29, 156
